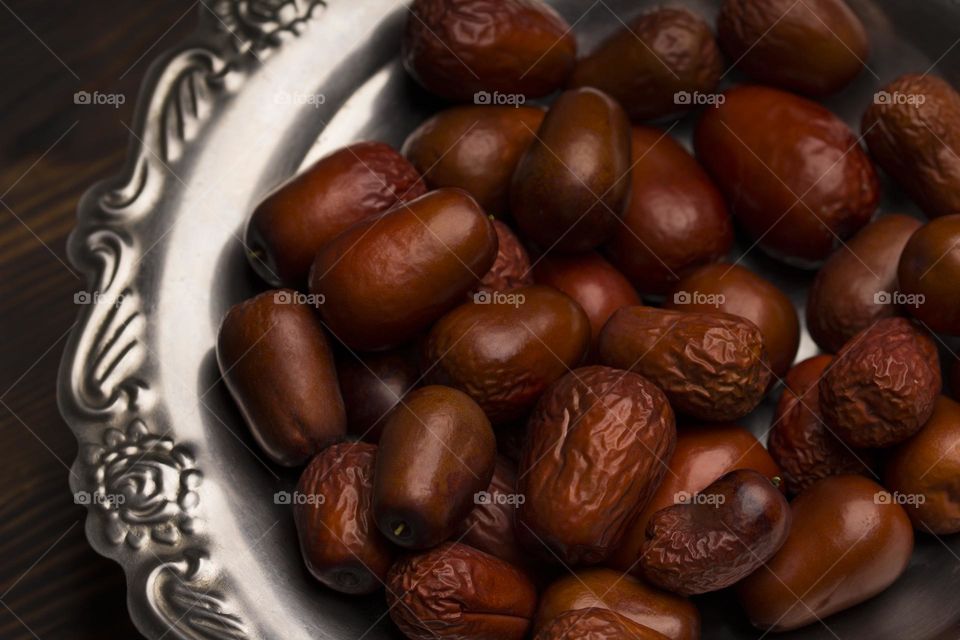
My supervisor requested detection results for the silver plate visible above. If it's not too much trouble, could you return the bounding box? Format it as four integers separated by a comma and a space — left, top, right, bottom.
57, 0, 960, 638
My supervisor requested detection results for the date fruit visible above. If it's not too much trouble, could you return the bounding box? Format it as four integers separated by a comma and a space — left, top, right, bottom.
604, 126, 733, 295
807, 214, 922, 352
216, 290, 345, 466
863, 74, 960, 219
293, 442, 393, 594
336, 348, 420, 443
819, 318, 940, 448
665, 263, 799, 379
402, 105, 544, 215
534, 568, 701, 640
598, 306, 771, 421
639, 469, 791, 595
423, 285, 590, 424
374, 386, 495, 549
769, 355, 875, 496
510, 88, 631, 253
532, 252, 640, 347
518, 366, 676, 565
568, 8, 723, 121
737, 475, 914, 631
534, 608, 669, 640
886, 395, 960, 534
612, 423, 780, 572
309, 188, 498, 351
898, 214, 960, 335
718, 0, 868, 95
454, 456, 528, 568
402, 0, 575, 102
695, 85, 879, 266
387, 541, 537, 640
246, 142, 425, 287
473, 220, 533, 295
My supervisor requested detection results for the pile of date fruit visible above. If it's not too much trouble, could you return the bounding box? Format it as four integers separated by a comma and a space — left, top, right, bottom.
215, 0, 960, 637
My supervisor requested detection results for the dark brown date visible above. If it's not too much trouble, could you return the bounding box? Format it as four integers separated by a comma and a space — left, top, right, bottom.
336, 347, 420, 443
374, 386, 495, 549
293, 442, 393, 594
386, 542, 537, 640
639, 469, 791, 595
216, 290, 345, 466
454, 456, 528, 568
472, 220, 534, 296
534, 608, 669, 640
518, 366, 676, 565
819, 318, 940, 448
598, 306, 772, 421
898, 214, 960, 335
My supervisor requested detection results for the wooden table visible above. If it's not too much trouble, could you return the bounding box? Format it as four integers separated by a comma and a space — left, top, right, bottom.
0, 2, 196, 637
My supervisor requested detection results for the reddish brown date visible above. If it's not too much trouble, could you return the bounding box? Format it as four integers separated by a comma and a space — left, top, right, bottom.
769, 355, 875, 496
402, 105, 544, 215
807, 214, 922, 353
532, 251, 640, 347
568, 7, 723, 121
518, 366, 676, 565
373, 386, 495, 549
510, 88, 631, 253
534, 608, 669, 640
695, 85, 879, 266
863, 74, 960, 219
293, 442, 393, 594
886, 395, 960, 534
423, 285, 591, 424
216, 290, 345, 466
309, 188, 498, 351
473, 220, 534, 295
605, 126, 733, 296
598, 306, 772, 421
639, 469, 791, 595
336, 348, 420, 443
402, 0, 575, 102
898, 214, 960, 335
718, 0, 868, 95
665, 263, 799, 379
612, 423, 781, 573
819, 318, 940, 448
454, 456, 528, 568
245, 142, 425, 287
386, 542, 537, 640
737, 475, 914, 631
534, 568, 701, 640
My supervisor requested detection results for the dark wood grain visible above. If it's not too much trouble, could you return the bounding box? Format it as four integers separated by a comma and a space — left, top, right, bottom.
0, 2, 196, 638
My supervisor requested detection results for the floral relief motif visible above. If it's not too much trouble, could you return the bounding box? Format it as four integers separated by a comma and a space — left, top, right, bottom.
84, 419, 202, 549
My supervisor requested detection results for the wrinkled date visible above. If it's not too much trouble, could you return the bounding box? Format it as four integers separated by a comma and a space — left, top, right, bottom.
518, 366, 676, 565
598, 306, 771, 421
534, 608, 669, 640
820, 318, 940, 448
769, 355, 875, 495
639, 469, 791, 595
386, 542, 537, 640
293, 442, 393, 594
402, 0, 576, 102
472, 220, 534, 295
